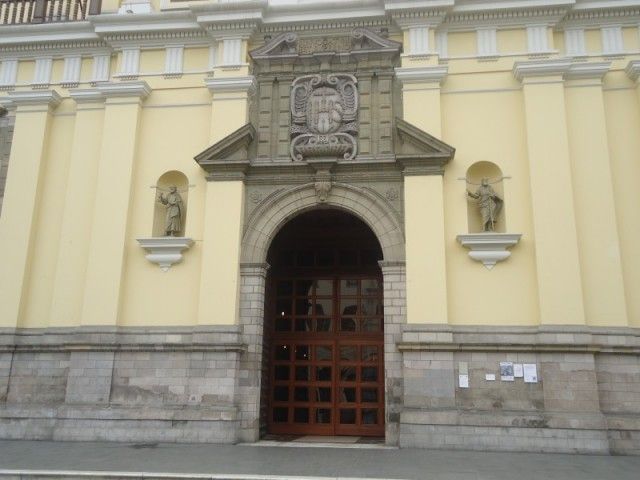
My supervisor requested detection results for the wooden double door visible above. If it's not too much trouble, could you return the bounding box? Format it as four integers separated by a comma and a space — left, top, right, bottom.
268, 275, 384, 437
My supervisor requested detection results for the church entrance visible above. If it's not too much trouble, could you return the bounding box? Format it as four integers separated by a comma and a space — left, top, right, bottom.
264, 209, 385, 437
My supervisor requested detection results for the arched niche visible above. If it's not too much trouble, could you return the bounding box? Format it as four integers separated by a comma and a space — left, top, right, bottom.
153, 170, 189, 237
466, 161, 506, 233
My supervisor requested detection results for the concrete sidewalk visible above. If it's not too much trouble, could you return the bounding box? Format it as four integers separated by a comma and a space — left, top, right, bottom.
0, 440, 639, 480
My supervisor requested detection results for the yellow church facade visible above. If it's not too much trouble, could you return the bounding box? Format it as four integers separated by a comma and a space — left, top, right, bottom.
0, 0, 638, 454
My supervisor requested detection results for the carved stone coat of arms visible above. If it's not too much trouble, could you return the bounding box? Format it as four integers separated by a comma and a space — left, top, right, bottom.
290, 74, 358, 161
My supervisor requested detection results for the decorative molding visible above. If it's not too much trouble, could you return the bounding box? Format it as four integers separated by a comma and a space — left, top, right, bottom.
137, 237, 195, 272
6, 90, 62, 108
395, 65, 448, 84
61, 56, 82, 88
194, 123, 255, 179
69, 89, 106, 104
456, 233, 522, 270
565, 61, 611, 80
514, 59, 610, 81
204, 76, 256, 94
395, 117, 455, 175
96, 81, 151, 99
512, 58, 572, 81
625, 59, 640, 81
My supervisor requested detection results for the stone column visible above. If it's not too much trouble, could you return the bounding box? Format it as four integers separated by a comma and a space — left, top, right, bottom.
564, 63, 628, 326
513, 60, 585, 326
0, 90, 61, 328
80, 81, 150, 326
395, 66, 449, 325
237, 262, 269, 442
49, 90, 106, 327
380, 261, 406, 446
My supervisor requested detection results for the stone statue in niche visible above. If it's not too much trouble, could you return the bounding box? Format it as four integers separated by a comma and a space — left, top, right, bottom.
467, 178, 504, 232
290, 73, 358, 161
157, 185, 184, 236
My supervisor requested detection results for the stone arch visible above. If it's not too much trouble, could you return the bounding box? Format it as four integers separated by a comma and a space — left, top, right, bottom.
241, 182, 405, 264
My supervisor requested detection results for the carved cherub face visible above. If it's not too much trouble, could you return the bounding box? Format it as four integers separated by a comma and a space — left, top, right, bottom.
481, 178, 489, 186
169, 185, 177, 193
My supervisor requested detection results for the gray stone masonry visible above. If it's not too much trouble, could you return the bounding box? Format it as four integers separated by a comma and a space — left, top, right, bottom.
0, 326, 244, 444
398, 324, 640, 454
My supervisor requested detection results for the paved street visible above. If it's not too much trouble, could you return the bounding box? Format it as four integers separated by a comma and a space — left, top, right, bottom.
0, 440, 639, 479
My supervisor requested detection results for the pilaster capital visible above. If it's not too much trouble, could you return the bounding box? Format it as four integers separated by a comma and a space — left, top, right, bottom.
205, 75, 256, 95
625, 60, 640, 82
564, 62, 610, 81
6, 90, 62, 109
69, 89, 106, 104
394, 65, 448, 84
512, 58, 572, 82
96, 81, 151, 99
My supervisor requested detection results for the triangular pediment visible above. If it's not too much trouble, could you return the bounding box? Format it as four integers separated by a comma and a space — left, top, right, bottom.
394, 117, 455, 173
194, 123, 255, 177
250, 28, 401, 66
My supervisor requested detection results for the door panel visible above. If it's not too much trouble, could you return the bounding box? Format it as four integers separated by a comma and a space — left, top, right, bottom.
268, 276, 384, 436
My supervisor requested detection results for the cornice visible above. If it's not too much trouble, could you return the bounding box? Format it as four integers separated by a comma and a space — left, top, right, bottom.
513, 58, 573, 80
6, 90, 62, 108
69, 89, 106, 104
625, 60, 640, 81
204, 76, 256, 94
395, 65, 449, 84
96, 81, 151, 99
564, 61, 610, 79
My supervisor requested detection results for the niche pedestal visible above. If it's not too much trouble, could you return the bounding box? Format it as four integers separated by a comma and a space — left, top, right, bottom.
456, 233, 522, 270
137, 237, 194, 271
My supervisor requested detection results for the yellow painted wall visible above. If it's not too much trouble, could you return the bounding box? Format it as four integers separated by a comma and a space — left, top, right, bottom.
1, 28, 640, 330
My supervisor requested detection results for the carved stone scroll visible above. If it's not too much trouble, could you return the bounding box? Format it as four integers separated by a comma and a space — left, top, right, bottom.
290, 73, 358, 161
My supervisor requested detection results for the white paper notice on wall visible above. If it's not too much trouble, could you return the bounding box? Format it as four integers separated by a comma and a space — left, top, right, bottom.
485, 373, 496, 381
500, 362, 514, 382
459, 374, 469, 388
523, 364, 538, 383
514, 363, 524, 378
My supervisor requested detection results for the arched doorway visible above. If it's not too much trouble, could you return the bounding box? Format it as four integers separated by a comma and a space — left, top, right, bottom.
263, 209, 385, 437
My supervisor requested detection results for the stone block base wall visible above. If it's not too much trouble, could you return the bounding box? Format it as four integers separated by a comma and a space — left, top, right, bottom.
0, 324, 639, 454
0, 326, 244, 444
398, 325, 640, 455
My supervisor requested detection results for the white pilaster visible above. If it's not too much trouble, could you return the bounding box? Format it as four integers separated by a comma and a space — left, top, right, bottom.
208, 44, 218, 71
164, 46, 184, 76
91, 54, 111, 83
436, 30, 448, 59
477, 28, 497, 58
61, 56, 82, 88
0, 59, 18, 89
527, 25, 549, 54
602, 26, 624, 55
222, 38, 243, 66
118, 49, 140, 79
32, 57, 52, 87
565, 29, 586, 57
409, 26, 429, 55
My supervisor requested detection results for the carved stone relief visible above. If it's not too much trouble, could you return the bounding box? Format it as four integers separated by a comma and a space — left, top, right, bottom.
290, 74, 359, 161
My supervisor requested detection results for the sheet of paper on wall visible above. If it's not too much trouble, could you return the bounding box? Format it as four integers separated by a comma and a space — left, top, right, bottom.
499, 361, 514, 381
513, 363, 524, 378
459, 374, 469, 388
485, 373, 496, 381
523, 364, 538, 383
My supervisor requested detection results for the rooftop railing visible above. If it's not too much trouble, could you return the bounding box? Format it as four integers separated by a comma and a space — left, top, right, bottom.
0, 0, 101, 25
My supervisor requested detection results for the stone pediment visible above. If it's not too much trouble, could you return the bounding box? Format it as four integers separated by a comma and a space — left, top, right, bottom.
250, 28, 401, 66
194, 123, 255, 179
395, 117, 456, 174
